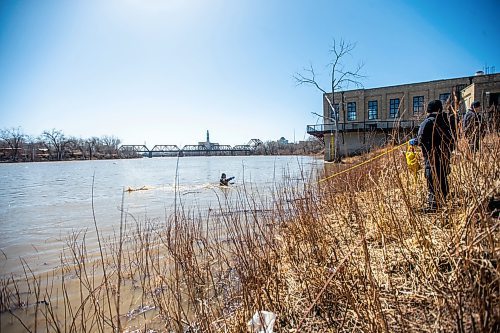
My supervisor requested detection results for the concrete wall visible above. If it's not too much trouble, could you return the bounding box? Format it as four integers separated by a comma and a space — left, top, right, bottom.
325, 131, 407, 156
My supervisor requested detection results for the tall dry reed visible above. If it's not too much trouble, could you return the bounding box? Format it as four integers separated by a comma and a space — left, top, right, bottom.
1, 132, 498, 332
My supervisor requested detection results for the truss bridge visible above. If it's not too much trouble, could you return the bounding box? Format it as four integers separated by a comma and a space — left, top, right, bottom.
119, 139, 262, 158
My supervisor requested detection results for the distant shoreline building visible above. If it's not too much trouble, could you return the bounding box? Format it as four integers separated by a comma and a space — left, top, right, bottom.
307, 72, 500, 161
198, 130, 220, 150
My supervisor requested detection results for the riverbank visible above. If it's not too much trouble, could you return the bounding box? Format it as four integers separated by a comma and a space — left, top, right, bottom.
1, 135, 498, 332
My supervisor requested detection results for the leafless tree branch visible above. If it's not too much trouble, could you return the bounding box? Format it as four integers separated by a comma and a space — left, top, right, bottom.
0, 127, 26, 161
294, 38, 364, 162
41, 129, 71, 161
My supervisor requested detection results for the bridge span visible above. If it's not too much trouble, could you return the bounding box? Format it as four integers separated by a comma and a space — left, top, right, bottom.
119, 139, 263, 158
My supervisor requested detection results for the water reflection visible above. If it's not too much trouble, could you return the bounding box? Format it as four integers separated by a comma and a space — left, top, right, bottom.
0, 155, 321, 276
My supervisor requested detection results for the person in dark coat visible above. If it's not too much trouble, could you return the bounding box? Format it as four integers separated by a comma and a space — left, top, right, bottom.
412, 99, 456, 212
462, 100, 483, 152
219, 173, 235, 186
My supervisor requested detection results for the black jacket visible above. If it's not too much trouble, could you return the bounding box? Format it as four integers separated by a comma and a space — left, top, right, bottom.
220, 176, 234, 186
462, 109, 483, 140
417, 112, 455, 163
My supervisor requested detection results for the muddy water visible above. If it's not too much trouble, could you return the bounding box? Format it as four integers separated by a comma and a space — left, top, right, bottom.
0, 155, 320, 278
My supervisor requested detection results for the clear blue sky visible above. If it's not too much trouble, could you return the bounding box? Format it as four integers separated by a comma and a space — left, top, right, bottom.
1, 0, 498, 147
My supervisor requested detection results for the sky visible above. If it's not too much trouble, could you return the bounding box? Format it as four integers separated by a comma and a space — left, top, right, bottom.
0, 0, 499, 147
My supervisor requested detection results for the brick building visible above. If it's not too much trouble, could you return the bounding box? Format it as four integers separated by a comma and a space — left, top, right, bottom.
307, 72, 500, 161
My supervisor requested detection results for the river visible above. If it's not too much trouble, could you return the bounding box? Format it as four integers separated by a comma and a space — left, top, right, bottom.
0, 155, 321, 278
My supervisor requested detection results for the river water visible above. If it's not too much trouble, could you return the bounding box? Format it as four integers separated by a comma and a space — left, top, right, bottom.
0, 155, 321, 278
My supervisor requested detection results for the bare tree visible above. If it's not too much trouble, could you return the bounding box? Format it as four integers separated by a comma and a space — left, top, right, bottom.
41, 129, 71, 161
0, 127, 26, 161
65, 137, 88, 160
85, 137, 100, 160
263, 140, 280, 155
24, 135, 40, 162
295, 38, 364, 161
305, 135, 324, 154
101, 135, 121, 156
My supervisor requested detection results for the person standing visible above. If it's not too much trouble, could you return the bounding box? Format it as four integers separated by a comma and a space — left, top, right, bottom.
411, 99, 456, 212
462, 100, 483, 152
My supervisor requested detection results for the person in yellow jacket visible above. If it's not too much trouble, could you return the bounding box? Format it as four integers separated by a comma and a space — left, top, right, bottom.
405, 142, 420, 181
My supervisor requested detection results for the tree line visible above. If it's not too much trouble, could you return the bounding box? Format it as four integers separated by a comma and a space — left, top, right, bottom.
0, 127, 122, 162
0, 127, 324, 162
254, 137, 324, 156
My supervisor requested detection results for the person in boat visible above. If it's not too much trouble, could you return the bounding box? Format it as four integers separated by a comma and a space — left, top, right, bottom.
219, 173, 235, 186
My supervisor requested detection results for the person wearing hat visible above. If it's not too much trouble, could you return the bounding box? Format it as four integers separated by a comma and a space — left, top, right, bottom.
410, 99, 456, 212
462, 100, 483, 152
219, 173, 235, 186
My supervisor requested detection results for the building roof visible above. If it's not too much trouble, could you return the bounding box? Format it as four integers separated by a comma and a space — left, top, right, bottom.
327, 73, 500, 95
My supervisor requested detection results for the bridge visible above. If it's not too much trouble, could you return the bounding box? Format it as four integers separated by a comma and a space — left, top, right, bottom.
119, 139, 263, 158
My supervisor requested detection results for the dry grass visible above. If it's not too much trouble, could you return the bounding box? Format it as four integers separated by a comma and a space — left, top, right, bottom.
1, 133, 499, 332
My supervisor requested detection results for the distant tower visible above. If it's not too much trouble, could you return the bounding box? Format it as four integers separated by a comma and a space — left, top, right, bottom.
206, 130, 210, 143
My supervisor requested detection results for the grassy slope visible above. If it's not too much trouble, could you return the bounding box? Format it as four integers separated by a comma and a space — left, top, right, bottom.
1, 134, 498, 332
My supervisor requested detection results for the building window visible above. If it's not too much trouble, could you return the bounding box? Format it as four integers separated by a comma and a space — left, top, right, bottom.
413, 96, 424, 114
330, 103, 340, 121
347, 102, 356, 121
389, 98, 400, 118
368, 100, 378, 120
439, 93, 450, 105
